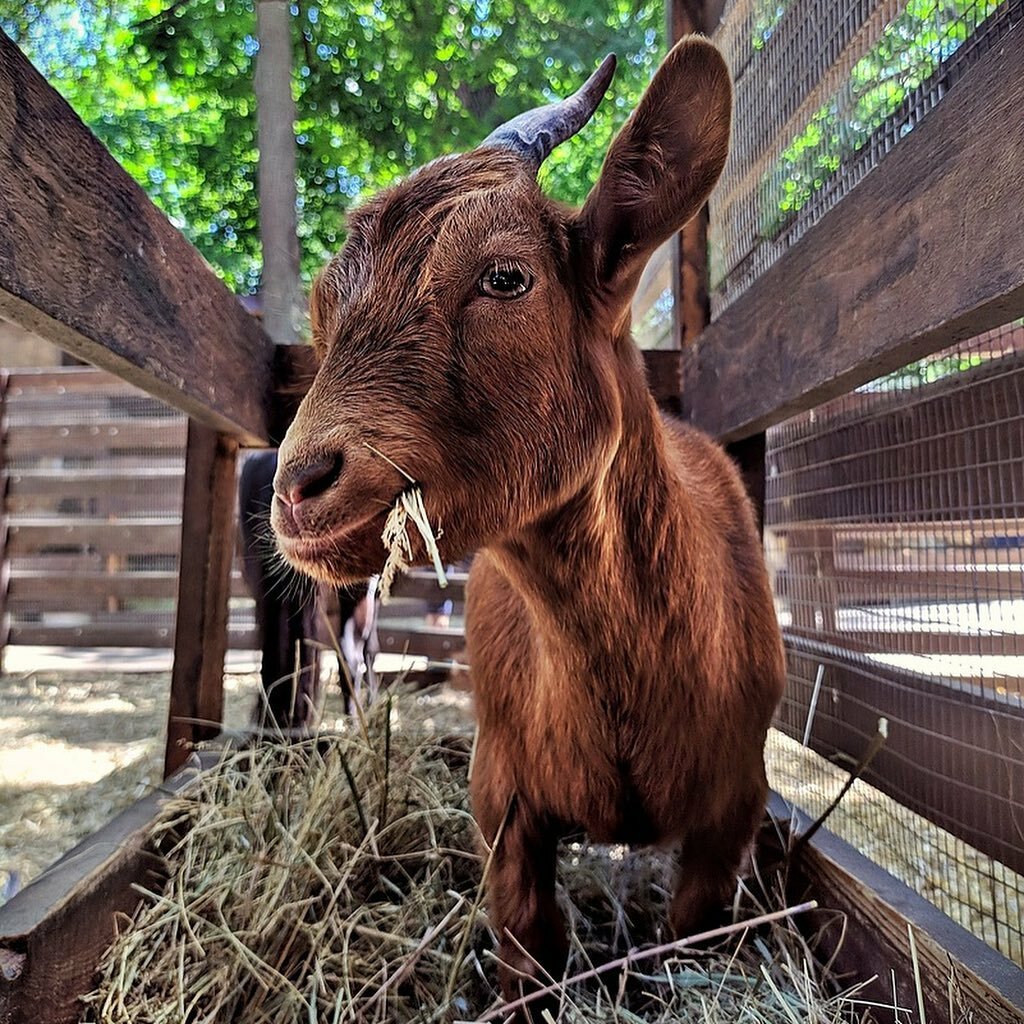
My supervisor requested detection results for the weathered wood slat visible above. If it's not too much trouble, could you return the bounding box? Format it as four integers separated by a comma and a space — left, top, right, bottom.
4, 418, 187, 456
779, 634, 1024, 875
10, 618, 258, 643
10, 621, 257, 649
787, 626, 1024, 660
389, 570, 468, 603
788, 568, 1024, 602
5, 367, 141, 395
682, 20, 1024, 442
6, 467, 184, 489
6, 518, 181, 556
377, 618, 466, 663
8, 569, 250, 604
8, 553, 105, 574
6, 468, 184, 516
0, 33, 274, 443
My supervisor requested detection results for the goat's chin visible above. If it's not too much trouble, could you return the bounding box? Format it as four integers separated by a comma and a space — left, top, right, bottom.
274, 516, 388, 587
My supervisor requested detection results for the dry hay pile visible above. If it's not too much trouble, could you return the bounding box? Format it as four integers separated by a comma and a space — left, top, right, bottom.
82, 695, 867, 1023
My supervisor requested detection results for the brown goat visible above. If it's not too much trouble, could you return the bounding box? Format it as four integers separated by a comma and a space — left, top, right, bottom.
271, 37, 785, 1017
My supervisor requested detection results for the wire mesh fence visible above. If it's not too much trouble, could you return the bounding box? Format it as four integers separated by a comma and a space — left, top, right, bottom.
764, 320, 1024, 966
710, 0, 1021, 315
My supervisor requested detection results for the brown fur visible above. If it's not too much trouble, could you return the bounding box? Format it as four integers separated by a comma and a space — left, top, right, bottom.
272, 37, 785, 1018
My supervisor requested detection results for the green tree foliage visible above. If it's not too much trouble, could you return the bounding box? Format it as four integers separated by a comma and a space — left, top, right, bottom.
2, 0, 662, 292
757, 0, 1001, 241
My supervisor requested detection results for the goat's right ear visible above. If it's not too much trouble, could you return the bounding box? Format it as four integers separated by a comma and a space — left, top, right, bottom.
308, 270, 334, 363
580, 37, 731, 308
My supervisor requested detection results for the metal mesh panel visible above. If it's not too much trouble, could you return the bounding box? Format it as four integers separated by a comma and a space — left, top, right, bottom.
2, 360, 256, 650
764, 319, 1024, 966
710, 0, 1020, 315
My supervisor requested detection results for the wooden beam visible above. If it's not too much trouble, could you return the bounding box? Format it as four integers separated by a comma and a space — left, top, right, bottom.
5, 518, 182, 557
769, 794, 1024, 1023
0, 751, 220, 1024
165, 423, 238, 776
681, 21, 1024, 442
0, 32, 275, 445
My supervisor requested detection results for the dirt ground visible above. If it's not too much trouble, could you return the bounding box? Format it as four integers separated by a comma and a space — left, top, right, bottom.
0, 668, 256, 896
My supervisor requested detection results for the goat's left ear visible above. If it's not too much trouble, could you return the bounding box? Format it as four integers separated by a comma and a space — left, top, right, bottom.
580, 37, 731, 306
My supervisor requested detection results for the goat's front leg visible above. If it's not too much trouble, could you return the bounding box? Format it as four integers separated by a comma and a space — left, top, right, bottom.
473, 781, 567, 1022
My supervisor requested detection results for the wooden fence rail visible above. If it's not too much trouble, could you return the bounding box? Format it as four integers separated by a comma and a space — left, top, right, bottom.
681, 18, 1024, 443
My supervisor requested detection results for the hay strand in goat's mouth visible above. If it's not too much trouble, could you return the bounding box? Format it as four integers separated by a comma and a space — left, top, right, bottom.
82, 694, 875, 1024
365, 443, 448, 601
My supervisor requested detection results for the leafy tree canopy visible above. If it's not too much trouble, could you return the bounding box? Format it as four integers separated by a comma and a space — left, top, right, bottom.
2, 0, 663, 292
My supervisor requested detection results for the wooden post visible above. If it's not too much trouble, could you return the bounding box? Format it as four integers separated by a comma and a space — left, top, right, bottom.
164, 422, 239, 776
0, 370, 9, 674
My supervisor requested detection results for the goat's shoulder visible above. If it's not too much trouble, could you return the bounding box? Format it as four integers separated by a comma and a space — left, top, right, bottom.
659, 415, 752, 520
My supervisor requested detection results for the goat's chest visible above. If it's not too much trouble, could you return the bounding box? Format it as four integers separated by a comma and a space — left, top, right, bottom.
466, 557, 752, 844
513, 640, 725, 842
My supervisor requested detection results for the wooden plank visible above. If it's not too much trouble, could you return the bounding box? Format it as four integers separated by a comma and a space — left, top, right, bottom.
787, 625, 1024, 659
779, 634, 1024, 876
5, 518, 181, 556
0, 750, 221, 1024
4, 418, 187, 457
681, 21, 1024, 442
165, 423, 238, 776
389, 569, 468, 604
377, 618, 466, 662
0, 33, 274, 444
768, 793, 1024, 1024
5, 367, 139, 395
9, 621, 256, 649
7, 468, 184, 505
786, 568, 1024, 602
8, 569, 250, 604
8, 553, 105, 574
763, 352, 1024, 526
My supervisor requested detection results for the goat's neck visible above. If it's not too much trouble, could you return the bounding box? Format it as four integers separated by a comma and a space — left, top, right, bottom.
493, 378, 682, 655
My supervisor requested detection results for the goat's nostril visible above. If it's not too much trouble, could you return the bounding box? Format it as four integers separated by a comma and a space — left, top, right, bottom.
278, 453, 344, 507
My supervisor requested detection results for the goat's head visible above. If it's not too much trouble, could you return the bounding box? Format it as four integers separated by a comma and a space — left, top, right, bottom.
273, 37, 731, 584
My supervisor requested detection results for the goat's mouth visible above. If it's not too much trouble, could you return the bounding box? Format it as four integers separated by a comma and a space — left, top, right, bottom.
275, 507, 390, 583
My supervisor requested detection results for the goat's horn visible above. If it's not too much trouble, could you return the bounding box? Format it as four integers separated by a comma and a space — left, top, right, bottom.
479, 54, 617, 169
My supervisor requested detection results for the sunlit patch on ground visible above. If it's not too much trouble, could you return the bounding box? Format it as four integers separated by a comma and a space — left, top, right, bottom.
0, 667, 261, 900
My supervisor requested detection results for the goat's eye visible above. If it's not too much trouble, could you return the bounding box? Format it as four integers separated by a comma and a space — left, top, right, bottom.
479, 262, 533, 299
